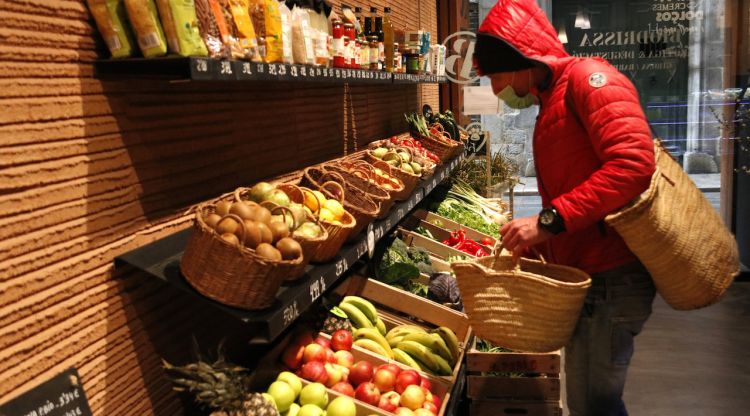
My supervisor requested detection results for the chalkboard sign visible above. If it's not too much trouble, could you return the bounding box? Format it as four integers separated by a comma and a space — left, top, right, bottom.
0, 368, 92, 416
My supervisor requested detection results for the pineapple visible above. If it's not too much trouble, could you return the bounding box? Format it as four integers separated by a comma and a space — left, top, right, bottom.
163, 359, 278, 416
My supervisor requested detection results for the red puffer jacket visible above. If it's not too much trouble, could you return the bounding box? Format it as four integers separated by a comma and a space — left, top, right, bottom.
479, 0, 655, 274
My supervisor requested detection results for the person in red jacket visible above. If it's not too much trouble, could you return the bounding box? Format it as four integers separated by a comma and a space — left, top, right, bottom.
473, 1, 657, 415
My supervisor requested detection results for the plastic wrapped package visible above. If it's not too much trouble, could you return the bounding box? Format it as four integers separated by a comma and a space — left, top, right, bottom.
291, 6, 314, 64
154, 0, 208, 56
123, 0, 168, 57
228, 0, 261, 61
87, 0, 135, 58
194, 0, 226, 57
249, 0, 284, 63
278, 1, 293, 64
213, 0, 247, 59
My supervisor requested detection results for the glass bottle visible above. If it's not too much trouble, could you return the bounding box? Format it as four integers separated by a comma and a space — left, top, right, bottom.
368, 36, 379, 71
383, 7, 394, 73
375, 14, 384, 70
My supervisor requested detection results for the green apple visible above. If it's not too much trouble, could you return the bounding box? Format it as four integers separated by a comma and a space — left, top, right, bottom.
261, 393, 277, 410
267, 380, 296, 412
299, 382, 329, 408
410, 162, 422, 175
372, 147, 388, 159
326, 396, 356, 416
297, 404, 325, 416
283, 403, 301, 416
277, 371, 303, 397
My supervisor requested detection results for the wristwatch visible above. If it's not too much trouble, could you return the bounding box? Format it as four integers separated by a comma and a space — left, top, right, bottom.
538, 207, 566, 235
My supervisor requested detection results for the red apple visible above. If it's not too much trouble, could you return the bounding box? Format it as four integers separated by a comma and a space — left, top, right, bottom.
377, 363, 401, 377
429, 393, 442, 409
419, 378, 432, 393
281, 342, 306, 369
330, 381, 355, 397
399, 385, 425, 410
326, 348, 337, 363
394, 408, 415, 416
303, 343, 327, 363
373, 368, 397, 393
330, 329, 353, 351
422, 401, 439, 414
334, 350, 354, 369
315, 336, 332, 350
378, 391, 401, 412
348, 361, 374, 386
395, 370, 421, 394
298, 360, 329, 384
325, 363, 345, 387
354, 382, 381, 406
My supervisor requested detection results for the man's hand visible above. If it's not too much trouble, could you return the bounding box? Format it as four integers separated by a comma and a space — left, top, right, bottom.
500, 215, 552, 255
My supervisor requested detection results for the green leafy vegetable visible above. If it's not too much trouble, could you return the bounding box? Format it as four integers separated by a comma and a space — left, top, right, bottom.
374, 237, 434, 285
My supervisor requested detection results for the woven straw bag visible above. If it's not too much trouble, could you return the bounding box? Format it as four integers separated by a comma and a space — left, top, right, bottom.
181, 205, 304, 310
452, 252, 591, 352
604, 141, 740, 310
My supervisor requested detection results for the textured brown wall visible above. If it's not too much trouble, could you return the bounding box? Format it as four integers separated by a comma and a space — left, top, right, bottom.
0, 0, 439, 414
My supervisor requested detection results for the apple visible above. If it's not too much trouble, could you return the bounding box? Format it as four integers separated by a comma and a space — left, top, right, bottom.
421, 387, 433, 405
276, 371, 303, 397
266, 381, 296, 412
297, 404, 325, 416
399, 385, 426, 410
325, 363, 344, 387
326, 396, 357, 416
282, 342, 306, 369
412, 409, 435, 416
430, 394, 442, 409
377, 363, 401, 377
373, 368, 397, 393
326, 348, 337, 363
261, 393, 277, 410
394, 408, 415, 416
330, 329, 353, 351
299, 382, 329, 408
422, 401, 439, 414
419, 378, 432, 392
303, 343, 328, 363
354, 382, 381, 406
330, 381, 355, 397
395, 370, 421, 394
298, 361, 329, 384
349, 361, 374, 386
377, 391, 400, 412
286, 402, 301, 416
334, 350, 354, 368
315, 336, 332, 350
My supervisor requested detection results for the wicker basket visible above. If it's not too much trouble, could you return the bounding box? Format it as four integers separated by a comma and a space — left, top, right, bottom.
337, 158, 406, 200
279, 183, 356, 263
367, 137, 438, 177
605, 141, 740, 310
180, 205, 305, 310
417, 124, 464, 162
364, 151, 420, 200
300, 167, 379, 240
452, 252, 591, 352
325, 164, 395, 219
234, 187, 326, 280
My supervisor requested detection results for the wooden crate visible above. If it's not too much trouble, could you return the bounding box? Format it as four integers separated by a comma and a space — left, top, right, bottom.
466, 339, 562, 415
404, 209, 498, 246
398, 228, 475, 260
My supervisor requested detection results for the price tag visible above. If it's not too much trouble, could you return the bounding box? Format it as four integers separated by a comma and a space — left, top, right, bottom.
0, 368, 93, 416
317, 67, 324, 77
300, 66, 307, 77
366, 224, 376, 258
385, 219, 392, 230
309, 276, 326, 302
219, 60, 233, 76
291, 65, 298, 77
335, 69, 341, 78
193, 58, 209, 75
334, 258, 349, 277
282, 301, 299, 326
397, 207, 404, 218
256, 63, 265, 74
278, 64, 287, 76
374, 225, 384, 240
240, 62, 252, 77
269, 63, 278, 76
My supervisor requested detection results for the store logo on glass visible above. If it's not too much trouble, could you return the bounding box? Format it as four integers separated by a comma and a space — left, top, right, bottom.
442, 31, 479, 85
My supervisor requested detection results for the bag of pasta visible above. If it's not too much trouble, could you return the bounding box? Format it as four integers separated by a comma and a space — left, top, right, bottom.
123, 0, 168, 57
225, 0, 261, 61
154, 0, 208, 57
249, 0, 284, 63
86, 0, 135, 58
194, 0, 226, 57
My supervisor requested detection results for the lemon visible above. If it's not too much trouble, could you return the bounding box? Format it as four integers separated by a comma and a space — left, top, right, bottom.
331, 220, 343, 226
319, 208, 336, 223
324, 199, 345, 220
303, 190, 323, 213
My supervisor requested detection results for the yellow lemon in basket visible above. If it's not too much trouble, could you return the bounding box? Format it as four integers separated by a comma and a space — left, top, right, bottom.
319, 208, 336, 223
303, 190, 325, 213
324, 199, 345, 220
331, 220, 343, 226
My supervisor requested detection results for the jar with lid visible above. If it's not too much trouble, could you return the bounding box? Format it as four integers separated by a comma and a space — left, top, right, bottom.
405, 49, 421, 75
332, 20, 345, 68
360, 37, 369, 69
353, 38, 360, 68
393, 43, 402, 73
344, 23, 356, 68
368, 36, 379, 70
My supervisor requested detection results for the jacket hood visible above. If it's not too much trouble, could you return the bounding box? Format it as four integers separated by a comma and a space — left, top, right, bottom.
476, 0, 568, 73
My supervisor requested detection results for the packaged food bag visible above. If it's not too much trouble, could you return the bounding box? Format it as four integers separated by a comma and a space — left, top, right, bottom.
228, 0, 261, 61
250, 0, 283, 63
123, 0, 168, 57
210, 0, 245, 59
86, 0, 135, 58
291, 5, 314, 64
277, 0, 293, 64
154, 0, 208, 56
194, 0, 226, 57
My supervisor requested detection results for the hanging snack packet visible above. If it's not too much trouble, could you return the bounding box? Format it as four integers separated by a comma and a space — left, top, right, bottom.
86, 0, 135, 58
250, 0, 283, 63
277, 0, 293, 64
154, 0, 208, 57
227, 0, 261, 61
123, 0, 168, 57
291, 6, 314, 65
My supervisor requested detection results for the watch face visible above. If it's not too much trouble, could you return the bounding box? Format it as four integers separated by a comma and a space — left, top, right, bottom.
540, 210, 555, 225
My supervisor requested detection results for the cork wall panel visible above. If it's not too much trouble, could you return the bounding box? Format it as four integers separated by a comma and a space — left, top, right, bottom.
0, 0, 439, 414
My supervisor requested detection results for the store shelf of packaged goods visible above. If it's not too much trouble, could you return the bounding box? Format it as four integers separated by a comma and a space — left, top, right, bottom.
114, 154, 463, 344
94, 56, 447, 84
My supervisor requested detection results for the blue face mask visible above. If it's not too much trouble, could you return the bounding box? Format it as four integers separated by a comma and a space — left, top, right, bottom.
496, 71, 539, 109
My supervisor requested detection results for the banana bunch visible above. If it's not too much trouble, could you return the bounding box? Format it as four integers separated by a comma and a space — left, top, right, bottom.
338, 296, 391, 357
387, 325, 460, 376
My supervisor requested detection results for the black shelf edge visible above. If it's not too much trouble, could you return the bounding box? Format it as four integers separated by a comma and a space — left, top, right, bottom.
115, 154, 463, 344
94, 57, 445, 84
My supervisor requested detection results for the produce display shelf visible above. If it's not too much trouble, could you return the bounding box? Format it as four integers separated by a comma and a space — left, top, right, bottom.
114, 154, 462, 344
94, 56, 447, 84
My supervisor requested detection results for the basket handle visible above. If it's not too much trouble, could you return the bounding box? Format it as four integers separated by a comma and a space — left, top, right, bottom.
276, 183, 305, 205
495, 243, 547, 271
215, 213, 247, 254
270, 205, 297, 231
234, 187, 250, 203
320, 180, 346, 204
299, 186, 323, 221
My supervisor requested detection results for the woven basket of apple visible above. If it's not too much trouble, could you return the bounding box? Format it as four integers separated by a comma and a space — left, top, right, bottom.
335, 159, 407, 202
365, 149, 421, 201
322, 165, 395, 220
369, 135, 441, 176
419, 124, 464, 162
180, 200, 307, 310
234, 183, 341, 267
